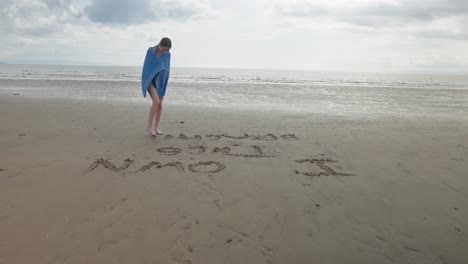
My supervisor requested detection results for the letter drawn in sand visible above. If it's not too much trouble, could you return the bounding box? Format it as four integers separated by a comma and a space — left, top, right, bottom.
212, 145, 274, 158
87, 158, 134, 173
157, 147, 181, 155
178, 134, 202, 140
189, 161, 226, 173
250, 134, 278, 141
212, 146, 231, 155
222, 133, 250, 140
280, 134, 299, 140
188, 145, 207, 155
206, 134, 223, 140
294, 158, 355, 177
135, 161, 185, 172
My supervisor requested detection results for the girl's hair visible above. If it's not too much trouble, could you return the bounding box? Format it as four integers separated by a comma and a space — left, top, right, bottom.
159, 37, 172, 48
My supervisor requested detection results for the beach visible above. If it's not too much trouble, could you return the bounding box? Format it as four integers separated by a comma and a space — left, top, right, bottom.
1, 94, 467, 264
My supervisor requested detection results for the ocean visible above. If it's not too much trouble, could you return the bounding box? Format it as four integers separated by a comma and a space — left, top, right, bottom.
1, 64, 467, 119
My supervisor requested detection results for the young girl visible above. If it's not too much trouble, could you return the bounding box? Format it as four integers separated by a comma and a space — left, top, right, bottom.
142, 37, 172, 136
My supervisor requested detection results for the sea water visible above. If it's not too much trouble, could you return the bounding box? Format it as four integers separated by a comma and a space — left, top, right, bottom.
1, 64, 467, 119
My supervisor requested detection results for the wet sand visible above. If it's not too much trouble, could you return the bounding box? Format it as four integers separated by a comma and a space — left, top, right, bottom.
1, 95, 467, 264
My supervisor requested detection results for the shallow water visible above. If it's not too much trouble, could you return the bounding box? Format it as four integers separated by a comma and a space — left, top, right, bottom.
1, 64, 467, 119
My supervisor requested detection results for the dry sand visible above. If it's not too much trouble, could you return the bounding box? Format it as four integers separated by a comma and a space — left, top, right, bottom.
1, 95, 467, 264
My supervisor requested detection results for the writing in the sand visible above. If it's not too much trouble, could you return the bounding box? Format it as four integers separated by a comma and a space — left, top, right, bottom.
163, 133, 300, 141
157, 145, 274, 158
85, 133, 354, 177
85, 144, 272, 175
87, 159, 225, 174
294, 158, 355, 177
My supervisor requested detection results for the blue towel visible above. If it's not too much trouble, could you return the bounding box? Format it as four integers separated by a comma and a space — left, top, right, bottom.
141, 46, 171, 97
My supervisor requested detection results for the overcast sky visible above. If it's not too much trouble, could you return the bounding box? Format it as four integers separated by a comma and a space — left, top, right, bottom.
1, 0, 468, 73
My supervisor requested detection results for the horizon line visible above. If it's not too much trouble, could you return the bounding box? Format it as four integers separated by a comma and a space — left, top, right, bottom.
1, 61, 467, 76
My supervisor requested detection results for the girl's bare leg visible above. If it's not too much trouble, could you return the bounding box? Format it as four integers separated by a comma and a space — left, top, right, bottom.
154, 97, 164, 134
146, 84, 160, 136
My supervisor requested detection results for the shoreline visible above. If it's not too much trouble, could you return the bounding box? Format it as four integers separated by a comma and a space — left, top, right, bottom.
2, 93, 467, 122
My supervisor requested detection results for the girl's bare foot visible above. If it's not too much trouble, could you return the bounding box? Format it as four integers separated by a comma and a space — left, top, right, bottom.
146, 127, 156, 136
155, 128, 163, 135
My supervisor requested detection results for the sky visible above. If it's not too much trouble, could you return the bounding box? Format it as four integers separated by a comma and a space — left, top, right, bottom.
1, 0, 468, 73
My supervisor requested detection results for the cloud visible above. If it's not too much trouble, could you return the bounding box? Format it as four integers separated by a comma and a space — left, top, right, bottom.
272, 0, 468, 39
1, 0, 467, 72
0, 0, 215, 39
412, 29, 468, 40
84, 0, 213, 24
340, 0, 468, 27
274, 0, 468, 22
84, 0, 155, 24
0, 0, 85, 37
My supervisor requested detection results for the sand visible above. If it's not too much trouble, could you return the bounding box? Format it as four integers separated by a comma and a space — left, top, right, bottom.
0, 95, 467, 264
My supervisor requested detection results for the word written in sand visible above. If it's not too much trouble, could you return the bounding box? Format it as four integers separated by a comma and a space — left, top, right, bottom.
86, 144, 276, 175
87, 159, 225, 174
294, 158, 355, 177
157, 145, 274, 158
163, 133, 299, 141
85, 132, 354, 177
86, 156, 354, 177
